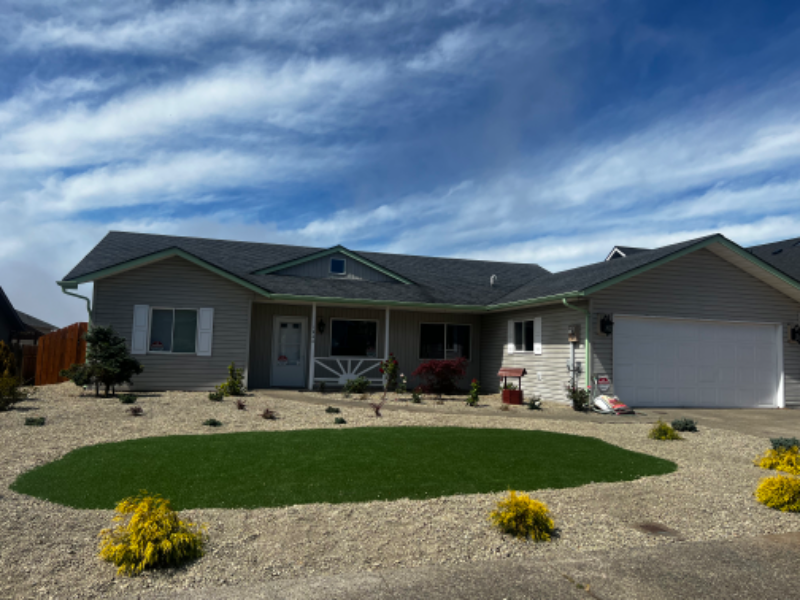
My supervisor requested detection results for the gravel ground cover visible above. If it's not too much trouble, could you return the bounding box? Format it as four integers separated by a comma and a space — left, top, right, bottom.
1, 383, 798, 599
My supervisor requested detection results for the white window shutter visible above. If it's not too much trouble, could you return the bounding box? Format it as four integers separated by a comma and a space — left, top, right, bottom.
507, 320, 515, 354
131, 305, 149, 355
197, 308, 214, 356
534, 317, 542, 355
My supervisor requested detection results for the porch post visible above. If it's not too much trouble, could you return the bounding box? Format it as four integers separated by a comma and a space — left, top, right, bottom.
308, 303, 316, 390
384, 307, 390, 358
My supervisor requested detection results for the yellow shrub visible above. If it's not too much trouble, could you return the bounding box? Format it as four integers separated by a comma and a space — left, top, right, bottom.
489, 490, 554, 542
755, 475, 800, 512
754, 446, 800, 476
648, 420, 682, 441
99, 491, 207, 576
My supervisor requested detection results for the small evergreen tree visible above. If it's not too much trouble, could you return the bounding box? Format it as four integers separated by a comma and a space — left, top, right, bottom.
60, 326, 143, 397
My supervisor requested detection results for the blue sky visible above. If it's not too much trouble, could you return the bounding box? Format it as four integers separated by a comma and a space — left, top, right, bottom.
2, 0, 800, 326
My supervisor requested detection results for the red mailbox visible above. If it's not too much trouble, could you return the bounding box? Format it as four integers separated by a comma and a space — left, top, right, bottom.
498, 367, 527, 405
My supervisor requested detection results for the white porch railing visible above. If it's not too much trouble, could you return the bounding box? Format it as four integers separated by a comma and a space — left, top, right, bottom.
313, 358, 383, 385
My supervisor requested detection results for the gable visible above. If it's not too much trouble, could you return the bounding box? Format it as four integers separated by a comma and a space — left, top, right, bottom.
591, 248, 800, 320
272, 251, 400, 283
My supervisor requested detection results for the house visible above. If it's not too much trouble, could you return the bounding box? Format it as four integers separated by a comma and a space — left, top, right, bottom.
0, 287, 54, 345
59, 231, 800, 409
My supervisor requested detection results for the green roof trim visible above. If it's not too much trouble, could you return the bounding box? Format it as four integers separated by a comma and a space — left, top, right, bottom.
61, 248, 273, 299
254, 245, 414, 285
269, 290, 583, 312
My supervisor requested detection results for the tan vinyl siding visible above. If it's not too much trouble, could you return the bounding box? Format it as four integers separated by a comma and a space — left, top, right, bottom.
276, 252, 398, 282
93, 256, 252, 391
248, 303, 480, 390
590, 248, 800, 406
480, 302, 588, 402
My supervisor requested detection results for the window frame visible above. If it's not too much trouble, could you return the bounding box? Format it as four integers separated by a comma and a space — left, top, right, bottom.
328, 317, 379, 358
147, 307, 199, 355
329, 257, 347, 275
418, 322, 472, 360
513, 319, 535, 353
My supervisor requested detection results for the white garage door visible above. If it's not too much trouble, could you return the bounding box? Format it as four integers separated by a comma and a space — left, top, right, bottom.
613, 316, 781, 408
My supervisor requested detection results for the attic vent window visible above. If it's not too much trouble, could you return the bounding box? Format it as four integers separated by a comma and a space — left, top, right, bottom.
330, 257, 346, 275
773, 249, 784, 255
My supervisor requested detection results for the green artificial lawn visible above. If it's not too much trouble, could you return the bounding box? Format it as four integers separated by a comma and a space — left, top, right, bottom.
11, 427, 676, 509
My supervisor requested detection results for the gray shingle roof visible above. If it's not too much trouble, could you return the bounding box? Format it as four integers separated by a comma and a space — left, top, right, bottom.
63, 230, 797, 309
16, 311, 58, 333
491, 235, 718, 305
0, 286, 29, 333
64, 232, 551, 307
748, 236, 800, 282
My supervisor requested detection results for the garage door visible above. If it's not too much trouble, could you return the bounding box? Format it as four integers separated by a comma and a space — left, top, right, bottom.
613, 316, 781, 408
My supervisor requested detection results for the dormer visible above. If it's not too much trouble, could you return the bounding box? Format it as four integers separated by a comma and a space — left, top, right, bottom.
254, 245, 412, 284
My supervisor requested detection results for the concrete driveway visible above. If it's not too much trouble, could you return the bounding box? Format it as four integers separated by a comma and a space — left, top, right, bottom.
131, 532, 800, 600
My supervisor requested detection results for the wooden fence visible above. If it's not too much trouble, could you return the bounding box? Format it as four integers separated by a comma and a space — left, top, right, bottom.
35, 322, 88, 386
21, 345, 38, 385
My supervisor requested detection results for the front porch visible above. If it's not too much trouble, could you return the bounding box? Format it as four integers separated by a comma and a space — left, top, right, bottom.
246, 301, 480, 390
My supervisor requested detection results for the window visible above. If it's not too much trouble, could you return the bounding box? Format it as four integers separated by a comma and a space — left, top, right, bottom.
511, 318, 541, 354
149, 308, 198, 353
420, 323, 471, 359
514, 320, 534, 352
330, 257, 346, 275
330, 319, 377, 357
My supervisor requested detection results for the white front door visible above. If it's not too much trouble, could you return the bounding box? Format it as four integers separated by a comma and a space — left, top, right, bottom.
271, 317, 307, 388
613, 315, 781, 408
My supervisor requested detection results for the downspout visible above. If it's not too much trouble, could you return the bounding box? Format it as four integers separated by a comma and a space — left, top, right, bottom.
57, 281, 93, 326
562, 298, 591, 388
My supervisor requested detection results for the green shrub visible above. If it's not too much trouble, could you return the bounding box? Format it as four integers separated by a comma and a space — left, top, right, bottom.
24, 416, 46, 427
98, 491, 207, 575
526, 395, 542, 410
0, 374, 27, 411
215, 363, 246, 397
565, 383, 590, 412
203, 418, 222, 427
771, 437, 800, 451
60, 326, 143, 397
411, 388, 422, 404
648, 420, 682, 441
671, 418, 697, 432
755, 446, 800, 475
466, 379, 480, 407
0, 341, 18, 379
325, 406, 341, 414
755, 475, 800, 512
208, 390, 224, 402
334, 417, 347, 425
396, 374, 408, 395
318, 382, 327, 395
119, 394, 137, 405
489, 490, 554, 541
343, 376, 369, 395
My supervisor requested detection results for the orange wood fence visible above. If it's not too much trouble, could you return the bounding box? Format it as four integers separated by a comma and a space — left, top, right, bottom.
35, 322, 88, 386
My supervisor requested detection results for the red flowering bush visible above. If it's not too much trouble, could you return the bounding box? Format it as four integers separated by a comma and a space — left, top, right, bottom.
379, 353, 399, 391
412, 357, 468, 396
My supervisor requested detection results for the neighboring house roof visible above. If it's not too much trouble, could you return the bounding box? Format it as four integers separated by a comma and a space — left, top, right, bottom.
0, 286, 29, 333
605, 246, 650, 261
62, 231, 800, 311
16, 311, 58, 335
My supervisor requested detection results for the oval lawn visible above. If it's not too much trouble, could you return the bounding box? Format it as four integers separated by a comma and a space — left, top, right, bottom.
11, 427, 676, 509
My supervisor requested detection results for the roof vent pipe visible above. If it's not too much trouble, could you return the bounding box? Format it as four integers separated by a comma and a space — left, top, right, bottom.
490, 274, 497, 287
